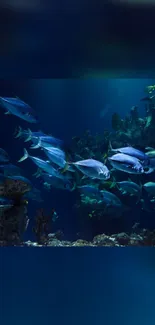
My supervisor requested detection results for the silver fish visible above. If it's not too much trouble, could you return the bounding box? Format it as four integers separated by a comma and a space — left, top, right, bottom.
0, 97, 38, 123
72, 159, 110, 180
109, 142, 149, 166
18, 149, 60, 176
43, 147, 66, 169
108, 153, 144, 174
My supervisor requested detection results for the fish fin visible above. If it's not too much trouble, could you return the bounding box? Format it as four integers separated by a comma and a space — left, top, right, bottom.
14, 126, 22, 139
81, 175, 89, 180
30, 137, 41, 149
18, 148, 29, 162
70, 182, 76, 192
33, 168, 42, 178
24, 129, 32, 142
4, 111, 11, 115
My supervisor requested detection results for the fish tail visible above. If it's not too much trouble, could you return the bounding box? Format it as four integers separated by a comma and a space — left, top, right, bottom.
30, 138, 41, 149
18, 148, 29, 162
14, 126, 22, 139
110, 176, 117, 188
61, 161, 69, 174
24, 128, 32, 142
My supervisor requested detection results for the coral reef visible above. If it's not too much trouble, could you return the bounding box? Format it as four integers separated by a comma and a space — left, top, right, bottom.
23, 225, 155, 247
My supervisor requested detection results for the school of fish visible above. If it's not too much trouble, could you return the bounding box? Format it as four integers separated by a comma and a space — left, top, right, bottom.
1, 95, 155, 216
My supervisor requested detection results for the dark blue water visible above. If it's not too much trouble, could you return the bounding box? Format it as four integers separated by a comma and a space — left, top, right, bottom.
1, 248, 155, 325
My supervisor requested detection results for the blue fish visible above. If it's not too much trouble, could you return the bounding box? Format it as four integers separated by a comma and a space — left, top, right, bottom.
108, 153, 145, 174
30, 135, 63, 149
0, 164, 21, 176
14, 127, 45, 142
18, 149, 61, 176
78, 185, 102, 199
0, 148, 9, 163
0, 97, 38, 123
109, 142, 149, 166
43, 147, 66, 169
72, 159, 110, 180
42, 173, 75, 191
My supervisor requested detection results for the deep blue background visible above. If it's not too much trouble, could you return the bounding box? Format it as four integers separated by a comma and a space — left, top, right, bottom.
1, 248, 155, 325
1, 1, 155, 77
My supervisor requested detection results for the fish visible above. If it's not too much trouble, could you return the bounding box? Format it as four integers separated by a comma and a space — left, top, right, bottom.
100, 190, 122, 207
43, 147, 66, 169
108, 153, 145, 174
18, 148, 63, 176
0, 196, 13, 210
72, 159, 110, 180
42, 173, 75, 191
14, 127, 45, 142
109, 142, 149, 166
117, 180, 142, 202
30, 135, 63, 149
78, 185, 102, 199
0, 163, 22, 176
0, 97, 38, 123
0, 148, 9, 163
143, 182, 155, 196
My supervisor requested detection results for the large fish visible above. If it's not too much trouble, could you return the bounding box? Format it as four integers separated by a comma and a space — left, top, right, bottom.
108, 153, 145, 174
0, 97, 38, 123
109, 142, 149, 166
72, 159, 110, 180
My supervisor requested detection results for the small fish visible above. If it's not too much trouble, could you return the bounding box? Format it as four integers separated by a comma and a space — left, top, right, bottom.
43, 147, 66, 169
0, 148, 9, 163
18, 148, 63, 176
143, 182, 155, 196
109, 142, 149, 166
0, 196, 13, 210
0, 97, 38, 123
108, 153, 144, 174
72, 159, 110, 180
